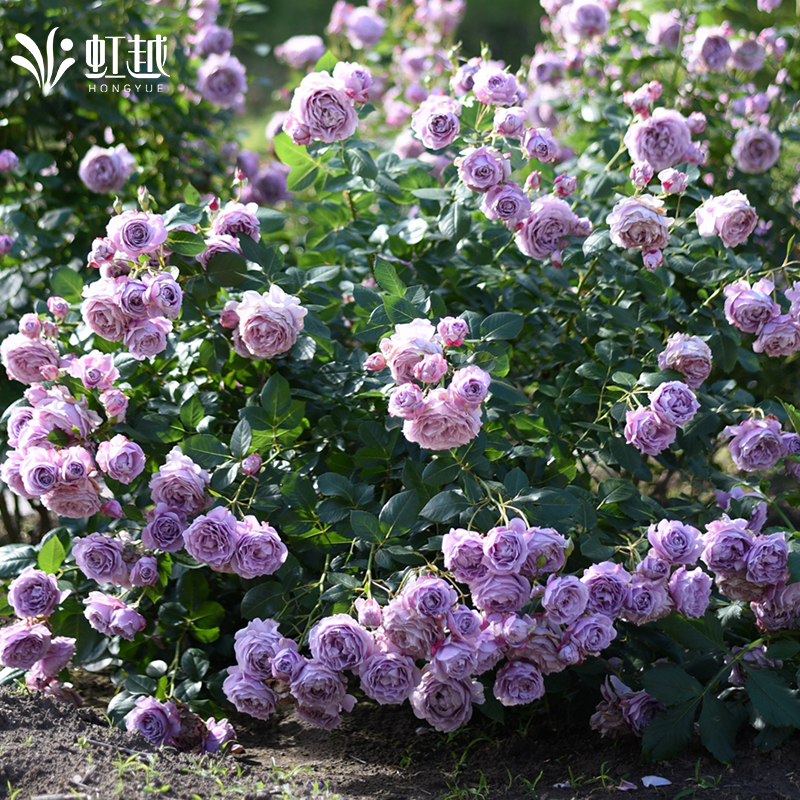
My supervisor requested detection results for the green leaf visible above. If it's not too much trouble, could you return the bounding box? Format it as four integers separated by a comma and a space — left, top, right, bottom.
480, 312, 524, 341
516, 488, 579, 521
314, 50, 338, 74
384, 295, 425, 324
191, 600, 225, 629
261, 373, 292, 420
125, 674, 158, 695
438, 202, 471, 242
184, 185, 202, 206
230, 418, 253, 458
379, 491, 421, 536
0, 545, 37, 578
241, 582, 284, 620
781, 401, 800, 437
699, 694, 737, 764
422, 459, 461, 486
373, 257, 406, 297
47, 429, 72, 447
167, 230, 207, 256
51, 266, 83, 302
180, 395, 204, 430
181, 648, 210, 681
273, 132, 315, 168
177, 570, 209, 611
745, 668, 800, 729
642, 700, 699, 762
659, 613, 726, 651
642, 665, 703, 705
182, 434, 229, 468
206, 251, 248, 287
350, 510, 382, 544
37, 535, 66, 574
318, 473, 354, 501
287, 164, 319, 191
343, 147, 378, 181
420, 490, 470, 522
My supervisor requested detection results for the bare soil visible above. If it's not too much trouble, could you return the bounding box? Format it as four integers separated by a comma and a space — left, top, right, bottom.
1, 686, 800, 800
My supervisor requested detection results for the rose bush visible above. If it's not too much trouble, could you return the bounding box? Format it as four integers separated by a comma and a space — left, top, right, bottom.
0, 0, 800, 768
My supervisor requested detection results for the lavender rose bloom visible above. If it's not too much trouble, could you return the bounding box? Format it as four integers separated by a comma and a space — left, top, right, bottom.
129, 556, 160, 588
359, 651, 421, 705
0, 149, 19, 171
379, 319, 443, 384
388, 383, 424, 419
567, 613, 617, 657
669, 567, 712, 618
271, 646, 306, 683
411, 96, 461, 150
493, 107, 528, 139
753, 316, 800, 358
483, 524, 528, 574
732, 126, 780, 175
456, 146, 510, 193
96, 435, 146, 484
0, 622, 51, 669
107, 211, 167, 257
686, 26, 731, 73
230, 517, 287, 578
197, 53, 247, 108
150, 446, 210, 517
0, 333, 59, 385
78, 144, 136, 194
521, 526, 568, 577
142, 504, 187, 552
637, 551, 671, 582
620, 689, 665, 737
81, 279, 127, 343
751, 582, 800, 632
657, 333, 713, 388
696, 190, 757, 249
648, 381, 699, 429
289, 71, 358, 144
126, 696, 181, 746
702, 517, 754, 573
415, 357, 448, 384
202, 717, 236, 754
380, 597, 442, 659
223, 666, 278, 720
72, 533, 128, 585
623, 109, 692, 172
403, 388, 482, 450
193, 24, 234, 57
210, 200, 260, 241
123, 316, 172, 361
647, 11, 682, 51
481, 182, 532, 227
403, 576, 458, 619
648, 519, 703, 565
235, 286, 307, 360
515, 197, 577, 260
197, 233, 243, 270
442, 528, 487, 583
723, 278, 779, 333
19, 447, 61, 497
309, 613, 375, 672
8, 566, 64, 618
472, 66, 518, 105
449, 366, 492, 408
607, 195, 671, 252
621, 577, 672, 624
274, 34, 326, 69
542, 574, 589, 625
521, 127, 558, 162
472, 573, 531, 614
724, 416, 787, 472
233, 617, 286, 679
493, 661, 545, 706
447, 605, 483, 641
36, 636, 76, 677
332, 61, 373, 103
410, 669, 484, 732
290, 660, 354, 712
746, 532, 789, 585
144, 273, 183, 320
432, 638, 478, 680
183, 506, 239, 570
42, 481, 102, 520
582, 562, 631, 618
345, 6, 386, 49
624, 408, 676, 456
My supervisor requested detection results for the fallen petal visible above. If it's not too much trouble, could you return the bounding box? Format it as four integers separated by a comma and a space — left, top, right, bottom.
618, 779, 638, 791
642, 775, 672, 787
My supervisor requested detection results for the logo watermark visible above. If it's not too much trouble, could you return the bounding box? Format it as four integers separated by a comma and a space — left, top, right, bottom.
11, 28, 76, 96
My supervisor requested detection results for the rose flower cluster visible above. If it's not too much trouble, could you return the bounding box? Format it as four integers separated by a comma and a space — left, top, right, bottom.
723, 414, 800, 482
366, 317, 492, 451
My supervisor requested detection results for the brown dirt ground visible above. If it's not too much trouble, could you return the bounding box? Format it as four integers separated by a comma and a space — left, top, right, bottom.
1, 685, 800, 800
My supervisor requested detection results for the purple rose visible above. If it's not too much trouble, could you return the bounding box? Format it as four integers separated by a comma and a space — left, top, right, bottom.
96, 435, 146, 484
620, 689, 664, 737
388, 383, 424, 419
234, 617, 287, 679
211, 200, 260, 241
621, 577, 672, 624
19, 447, 61, 497
493, 107, 528, 139
67, 350, 119, 391
648, 381, 699, 429
456, 146, 510, 193
751, 581, 800, 631
686, 26, 732, 74
72, 533, 128, 585
197, 53, 247, 108
696, 190, 757, 249
481, 182, 532, 227
668, 567, 712, 618
657, 333, 713, 388
289, 71, 358, 144
447, 605, 483, 641
432, 638, 478, 680
144, 273, 183, 320
379, 596, 442, 659
566, 614, 617, 657
557, 0, 609, 41
472, 66, 518, 105
183, 506, 239, 570
230, 516, 287, 578
647, 11, 682, 51
123, 316, 172, 361
235, 286, 307, 360
332, 61, 373, 103
0, 333, 60, 385
101, 389, 129, 422
542, 574, 589, 625
107, 211, 167, 258
410, 668, 484, 732
142, 504, 188, 552
623, 108, 692, 172
521, 127, 558, 162
36, 636, 76, 677
355, 598, 382, 629
411, 96, 461, 150
0, 622, 51, 669
403, 387, 482, 450
733, 126, 780, 175
702, 517, 754, 573
80, 279, 128, 343
483, 523, 528, 574
624, 407, 676, 456
309, 613, 375, 672
637, 551, 671, 582
150, 446, 210, 517
521, 526, 568, 577
223, 666, 278, 720
413, 353, 448, 384
403, 575, 458, 619
130, 556, 160, 587
202, 717, 236, 753
42, 480, 102, 520
630, 161, 654, 188
193, 24, 234, 57
274, 35, 326, 69
515, 196, 578, 260
493, 660, 545, 706
723, 416, 787, 472
8, 566, 64, 618
345, 6, 385, 48
746, 532, 789, 585
290, 660, 354, 713
442, 528, 487, 583
271, 646, 306, 683
582, 561, 631, 618
197, 233, 243, 270
723, 278, 779, 334
0, 149, 19, 172
78, 144, 136, 194
753, 315, 800, 358
471, 573, 531, 615
126, 696, 181, 746
647, 519, 703, 565
359, 651, 421, 705
607, 195, 671, 252
449, 365, 492, 408
450, 57, 481, 95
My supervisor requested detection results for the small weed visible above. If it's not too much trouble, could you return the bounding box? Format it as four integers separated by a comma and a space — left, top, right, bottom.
515, 770, 544, 797
443, 770, 490, 800
6, 781, 22, 800
671, 759, 723, 799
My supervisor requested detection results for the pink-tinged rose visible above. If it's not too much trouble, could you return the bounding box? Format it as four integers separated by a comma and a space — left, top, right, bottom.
364, 352, 386, 371
235, 285, 307, 359
197, 233, 243, 270
648, 381, 699, 428
241, 453, 262, 475
451, 57, 482, 96
648, 519, 703, 564
283, 112, 313, 146
702, 516, 754, 573
118, 279, 149, 320
126, 696, 181, 746
100, 389, 129, 422
745, 532, 789, 585
413, 353, 448, 384
483, 523, 528, 574
723, 278, 779, 333
87, 237, 117, 269
81, 278, 128, 342
493, 107, 527, 139
521, 127, 558, 162
410, 669, 483, 732
403, 387, 482, 450
657, 333, 713, 388
18, 447, 61, 498
289, 71, 358, 144
0, 234, 15, 257
123, 316, 172, 360
557, 0, 609, 42
233, 617, 288, 679
623, 108, 692, 172
646, 11, 682, 51
101, 500, 124, 519
481, 182, 532, 227
624, 407, 676, 455
524, 171, 541, 192
450, 365, 491, 407
130, 555, 160, 587
0, 149, 19, 171
143, 273, 183, 320
472, 66, 518, 105
219, 300, 239, 329
471, 572, 531, 615
566, 613, 617, 657
437, 316, 469, 347
83, 592, 122, 635
107, 211, 167, 257
18, 314, 41, 339
380, 596, 442, 659
723, 416, 787, 472
685, 26, 732, 74
290, 660, 354, 713
78, 144, 136, 194
274, 34, 326, 69
332, 61, 373, 103
211, 200, 260, 240
0, 333, 59, 384
411, 96, 461, 150
197, 53, 247, 108
149, 446, 210, 517
388, 383, 424, 419
732, 126, 780, 174
73, 533, 128, 585
59, 447, 95, 486
753, 315, 800, 357
355, 598, 382, 629
0, 622, 51, 669
345, 5, 385, 48
360, 651, 420, 705
142, 503, 188, 552
231, 516, 287, 578
310, 613, 375, 672
515, 196, 578, 260
696, 190, 757, 249
620, 689, 664, 737
8, 566, 64, 618
379, 319, 443, 384
456, 146, 510, 193
42, 480, 102, 519
668, 567, 711, 618
607, 195, 671, 252
442, 527, 487, 584
630, 161, 654, 188
553, 173, 577, 197
183, 506, 239, 570
68, 350, 119, 391
621, 576, 672, 624
658, 168, 687, 194
6, 406, 33, 449
542, 574, 589, 625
